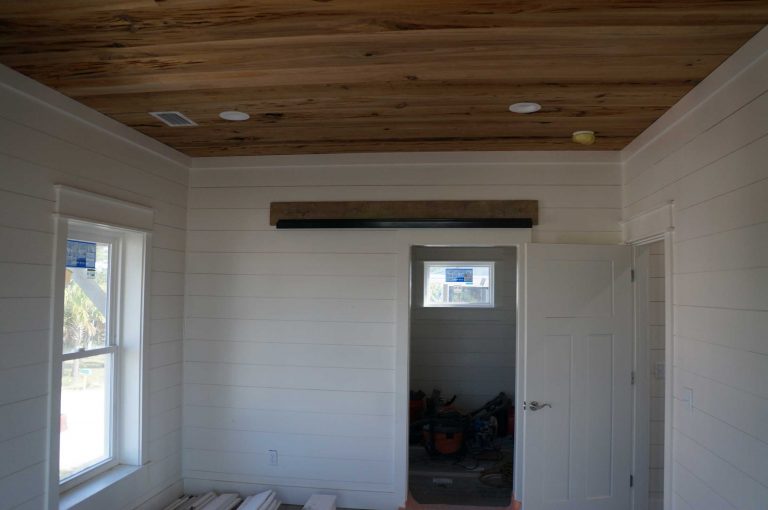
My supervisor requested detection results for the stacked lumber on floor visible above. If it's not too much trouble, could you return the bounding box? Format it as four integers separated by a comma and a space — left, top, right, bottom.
163, 490, 280, 510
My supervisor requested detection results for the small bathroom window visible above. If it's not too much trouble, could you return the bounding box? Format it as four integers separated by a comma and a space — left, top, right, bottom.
423, 261, 495, 308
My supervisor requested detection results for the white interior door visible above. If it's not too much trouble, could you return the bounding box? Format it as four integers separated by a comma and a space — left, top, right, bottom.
523, 244, 633, 510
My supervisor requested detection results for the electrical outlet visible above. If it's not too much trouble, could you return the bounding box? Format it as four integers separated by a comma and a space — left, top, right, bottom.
268, 449, 278, 466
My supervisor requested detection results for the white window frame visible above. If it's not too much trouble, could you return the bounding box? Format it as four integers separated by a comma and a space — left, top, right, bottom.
48, 186, 153, 509
422, 260, 495, 308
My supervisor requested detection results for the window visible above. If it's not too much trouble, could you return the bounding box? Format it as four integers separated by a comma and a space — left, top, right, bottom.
52, 219, 148, 493
60, 233, 117, 483
423, 261, 494, 307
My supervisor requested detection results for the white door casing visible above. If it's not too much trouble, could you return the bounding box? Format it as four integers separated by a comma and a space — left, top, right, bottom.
523, 244, 633, 510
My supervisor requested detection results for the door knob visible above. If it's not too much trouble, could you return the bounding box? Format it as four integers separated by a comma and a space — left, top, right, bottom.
526, 400, 551, 411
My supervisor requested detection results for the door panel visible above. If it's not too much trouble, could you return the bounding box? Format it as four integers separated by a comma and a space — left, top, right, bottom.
524, 244, 633, 510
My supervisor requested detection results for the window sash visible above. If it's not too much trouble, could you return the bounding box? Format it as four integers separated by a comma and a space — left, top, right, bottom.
58, 226, 122, 489
58, 350, 118, 489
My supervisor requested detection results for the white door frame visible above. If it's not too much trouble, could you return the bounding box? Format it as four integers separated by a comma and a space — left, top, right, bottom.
393, 228, 532, 509
629, 232, 674, 510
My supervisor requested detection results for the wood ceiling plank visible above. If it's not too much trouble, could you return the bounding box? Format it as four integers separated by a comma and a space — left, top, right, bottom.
39, 54, 726, 97
76, 83, 691, 112
0, 0, 765, 155
1, 25, 756, 72
2, 1, 767, 51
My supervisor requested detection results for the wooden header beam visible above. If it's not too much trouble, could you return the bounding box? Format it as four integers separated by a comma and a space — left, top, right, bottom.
270, 200, 538, 226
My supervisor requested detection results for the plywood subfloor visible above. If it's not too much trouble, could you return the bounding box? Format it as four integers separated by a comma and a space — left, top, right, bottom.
409, 440, 514, 508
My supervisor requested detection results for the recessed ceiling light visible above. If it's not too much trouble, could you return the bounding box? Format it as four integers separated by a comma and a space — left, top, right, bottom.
219, 111, 250, 121
508, 102, 541, 114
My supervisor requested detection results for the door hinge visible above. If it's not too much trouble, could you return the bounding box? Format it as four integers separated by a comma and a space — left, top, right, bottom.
630, 475, 634, 488
631, 371, 635, 385
631, 269, 635, 282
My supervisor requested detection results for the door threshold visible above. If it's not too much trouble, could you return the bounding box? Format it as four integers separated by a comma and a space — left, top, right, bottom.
402, 492, 521, 510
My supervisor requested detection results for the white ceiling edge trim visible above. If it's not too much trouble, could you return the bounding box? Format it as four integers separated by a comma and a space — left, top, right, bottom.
190, 150, 621, 169
0, 63, 191, 170
621, 25, 768, 164
55, 185, 154, 232
621, 201, 674, 244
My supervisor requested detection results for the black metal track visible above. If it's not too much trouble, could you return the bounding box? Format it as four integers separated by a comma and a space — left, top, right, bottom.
275, 218, 533, 229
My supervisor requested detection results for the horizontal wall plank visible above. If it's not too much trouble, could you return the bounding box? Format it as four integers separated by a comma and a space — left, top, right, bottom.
675, 222, 768, 274
675, 336, 768, 398
674, 178, 768, 242
0, 190, 53, 233
187, 252, 396, 276
184, 406, 392, 439
624, 90, 768, 210
184, 361, 393, 393
0, 298, 49, 334
185, 317, 393, 346
184, 427, 393, 461
675, 305, 768, 355
0, 264, 49, 298
184, 383, 393, 416
0, 227, 52, 266
674, 430, 768, 510
186, 274, 395, 300
675, 268, 768, 310
0, 397, 47, 444
674, 399, 768, 488
0, 330, 48, 371
191, 163, 620, 188
672, 461, 736, 510
185, 340, 394, 370
675, 368, 768, 444
190, 184, 620, 210
187, 229, 395, 254
185, 295, 394, 323
184, 449, 392, 485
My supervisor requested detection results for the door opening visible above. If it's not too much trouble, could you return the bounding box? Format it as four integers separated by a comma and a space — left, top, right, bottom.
407, 246, 517, 507
632, 240, 668, 510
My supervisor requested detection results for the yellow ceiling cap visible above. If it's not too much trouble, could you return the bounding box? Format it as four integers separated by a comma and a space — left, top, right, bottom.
572, 130, 596, 145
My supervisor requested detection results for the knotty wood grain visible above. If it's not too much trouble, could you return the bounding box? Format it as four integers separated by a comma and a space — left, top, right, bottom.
270, 200, 539, 226
1, 1, 766, 155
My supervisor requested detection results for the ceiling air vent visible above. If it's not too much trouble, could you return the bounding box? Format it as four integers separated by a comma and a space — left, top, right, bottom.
149, 111, 197, 127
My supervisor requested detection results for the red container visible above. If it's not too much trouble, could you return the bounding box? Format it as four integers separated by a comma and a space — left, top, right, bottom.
409, 399, 425, 423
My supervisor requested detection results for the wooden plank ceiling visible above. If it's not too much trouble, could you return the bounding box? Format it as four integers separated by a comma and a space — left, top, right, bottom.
0, 1, 766, 156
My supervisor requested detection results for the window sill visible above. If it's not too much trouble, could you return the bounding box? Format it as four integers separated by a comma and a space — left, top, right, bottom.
60, 464, 145, 510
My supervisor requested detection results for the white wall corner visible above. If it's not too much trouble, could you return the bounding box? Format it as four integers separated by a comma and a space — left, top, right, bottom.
0, 63, 191, 170
621, 25, 768, 165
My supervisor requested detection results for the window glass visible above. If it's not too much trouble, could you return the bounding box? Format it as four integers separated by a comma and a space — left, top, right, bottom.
59, 353, 112, 481
424, 262, 494, 307
63, 241, 110, 353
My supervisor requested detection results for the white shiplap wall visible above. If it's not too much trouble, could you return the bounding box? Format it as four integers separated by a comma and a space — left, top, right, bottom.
185, 152, 621, 507
0, 65, 188, 510
622, 27, 768, 510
